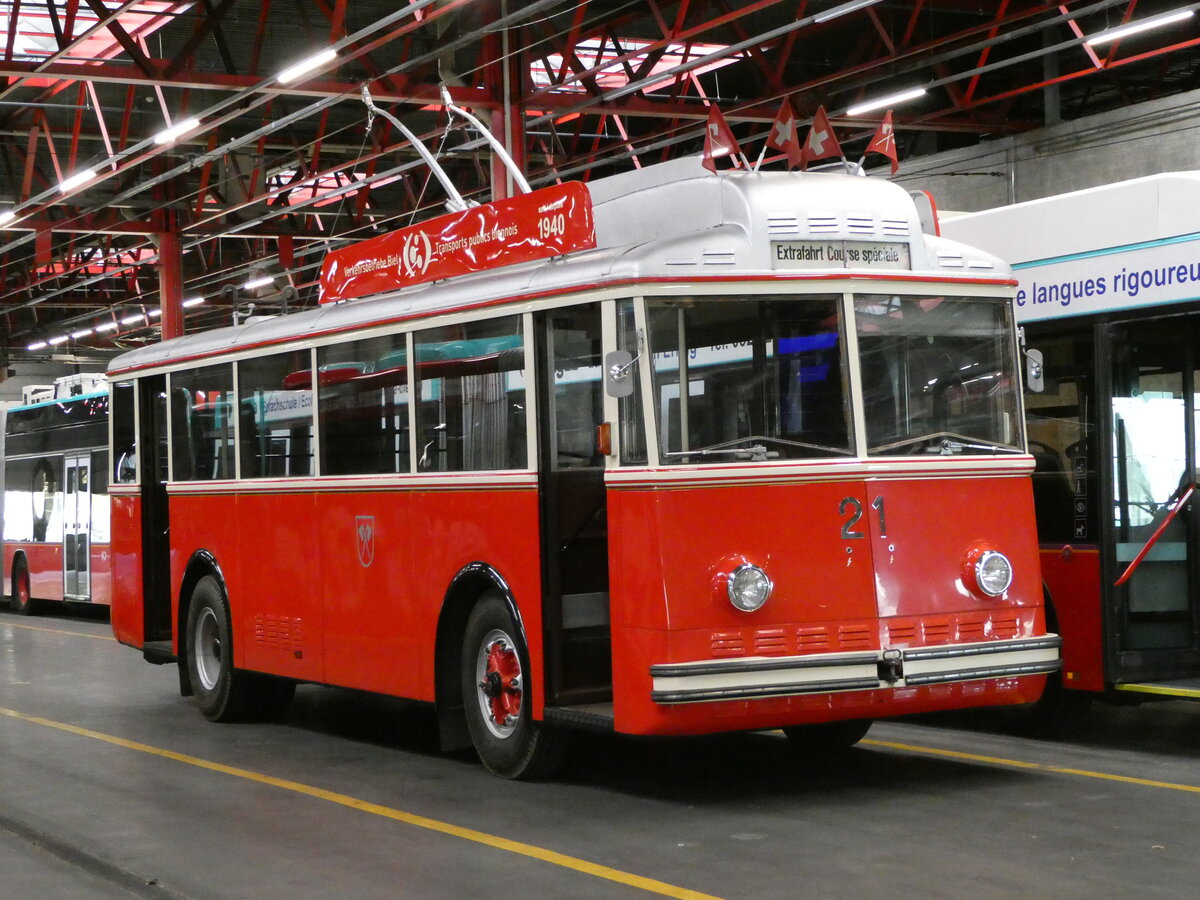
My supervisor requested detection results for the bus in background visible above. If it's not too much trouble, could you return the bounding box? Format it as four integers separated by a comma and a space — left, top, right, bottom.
944, 173, 1200, 707
106, 157, 1059, 779
4, 373, 111, 615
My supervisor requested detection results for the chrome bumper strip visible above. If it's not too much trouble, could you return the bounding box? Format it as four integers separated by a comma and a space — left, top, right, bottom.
650, 634, 1061, 705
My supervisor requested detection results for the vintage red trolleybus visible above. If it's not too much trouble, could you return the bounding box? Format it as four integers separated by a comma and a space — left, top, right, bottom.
107, 157, 1059, 778
5, 374, 112, 615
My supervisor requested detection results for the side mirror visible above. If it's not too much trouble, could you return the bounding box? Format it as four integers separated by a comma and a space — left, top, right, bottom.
1025, 348, 1044, 394
605, 350, 636, 398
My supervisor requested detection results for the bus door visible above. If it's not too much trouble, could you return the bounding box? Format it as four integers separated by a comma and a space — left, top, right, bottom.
63, 455, 91, 599
535, 304, 613, 707
1107, 317, 1200, 682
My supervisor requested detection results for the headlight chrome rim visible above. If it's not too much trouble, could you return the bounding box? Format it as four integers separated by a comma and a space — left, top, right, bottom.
727, 563, 773, 612
974, 550, 1013, 597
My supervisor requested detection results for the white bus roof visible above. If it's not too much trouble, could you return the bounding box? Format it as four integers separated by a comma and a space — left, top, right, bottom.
942, 172, 1200, 265
111, 157, 1010, 376
941, 172, 1200, 324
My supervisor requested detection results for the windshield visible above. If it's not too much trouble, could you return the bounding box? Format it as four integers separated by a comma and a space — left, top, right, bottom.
856, 294, 1022, 456
646, 295, 852, 463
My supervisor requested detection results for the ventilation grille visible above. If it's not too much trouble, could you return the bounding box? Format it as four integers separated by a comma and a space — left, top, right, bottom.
767, 215, 801, 237
847, 216, 875, 235
711, 632, 745, 657
708, 622, 874, 658
838, 622, 873, 651
922, 620, 952, 644
255, 615, 303, 653
882, 218, 910, 237
702, 249, 736, 266
807, 214, 840, 234
887, 623, 918, 646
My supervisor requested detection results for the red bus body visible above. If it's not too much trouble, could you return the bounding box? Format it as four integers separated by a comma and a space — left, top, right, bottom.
107, 158, 1058, 775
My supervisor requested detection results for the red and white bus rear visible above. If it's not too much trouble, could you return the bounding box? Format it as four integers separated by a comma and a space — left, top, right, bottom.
107, 157, 1059, 777
4, 374, 111, 615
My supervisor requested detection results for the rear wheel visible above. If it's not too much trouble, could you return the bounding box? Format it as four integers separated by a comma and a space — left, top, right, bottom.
10, 558, 37, 616
461, 592, 565, 779
783, 719, 873, 755
186, 575, 294, 722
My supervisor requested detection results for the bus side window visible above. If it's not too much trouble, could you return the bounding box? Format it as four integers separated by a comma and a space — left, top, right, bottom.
170, 364, 235, 481
415, 317, 527, 472
111, 380, 138, 483
317, 331, 410, 476
238, 350, 315, 479
616, 299, 647, 465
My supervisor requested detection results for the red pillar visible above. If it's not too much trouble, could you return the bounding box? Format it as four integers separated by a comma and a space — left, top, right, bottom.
158, 230, 184, 340
485, 6, 525, 201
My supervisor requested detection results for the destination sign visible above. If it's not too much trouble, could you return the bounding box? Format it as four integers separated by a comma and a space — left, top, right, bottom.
771, 240, 910, 271
319, 181, 596, 304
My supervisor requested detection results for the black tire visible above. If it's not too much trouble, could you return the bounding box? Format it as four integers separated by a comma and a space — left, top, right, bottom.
783, 719, 873, 755
461, 591, 566, 779
186, 575, 295, 722
10, 557, 38, 616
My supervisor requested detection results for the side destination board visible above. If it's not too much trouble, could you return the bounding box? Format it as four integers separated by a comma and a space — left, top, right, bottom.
319, 181, 596, 303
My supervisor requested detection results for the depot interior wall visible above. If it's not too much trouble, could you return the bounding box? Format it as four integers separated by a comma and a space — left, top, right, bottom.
881, 86, 1200, 213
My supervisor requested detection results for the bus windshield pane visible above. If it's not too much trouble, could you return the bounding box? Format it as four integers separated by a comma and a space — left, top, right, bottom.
856, 294, 1022, 456
646, 295, 851, 463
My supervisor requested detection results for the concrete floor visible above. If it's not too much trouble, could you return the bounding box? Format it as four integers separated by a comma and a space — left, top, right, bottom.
4, 605, 1200, 899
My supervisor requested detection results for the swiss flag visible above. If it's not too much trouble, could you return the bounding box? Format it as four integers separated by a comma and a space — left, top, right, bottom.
865, 110, 899, 174
766, 98, 804, 170
800, 105, 843, 170
701, 105, 741, 172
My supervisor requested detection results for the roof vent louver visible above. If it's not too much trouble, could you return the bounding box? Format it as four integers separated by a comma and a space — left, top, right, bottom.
767, 215, 801, 237
882, 218, 910, 237
702, 249, 736, 266
847, 216, 875, 235
807, 214, 839, 234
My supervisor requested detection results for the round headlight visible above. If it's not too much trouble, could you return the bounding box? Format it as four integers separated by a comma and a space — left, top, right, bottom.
728, 564, 773, 612
975, 550, 1013, 596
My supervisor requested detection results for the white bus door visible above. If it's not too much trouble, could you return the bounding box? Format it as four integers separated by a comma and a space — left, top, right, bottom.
1108, 318, 1200, 681
63, 454, 91, 600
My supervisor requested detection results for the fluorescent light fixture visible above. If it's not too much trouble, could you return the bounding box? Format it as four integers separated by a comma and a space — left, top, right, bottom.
120, 313, 147, 325
244, 276, 275, 290
815, 0, 883, 24
1087, 9, 1194, 45
277, 48, 337, 84
70, 328, 94, 339
94, 321, 120, 333
27, 341, 47, 351
153, 116, 201, 145
182, 296, 206, 308
48, 334, 70, 345
60, 168, 97, 192
0, 210, 15, 227
846, 86, 926, 116
148, 308, 163, 318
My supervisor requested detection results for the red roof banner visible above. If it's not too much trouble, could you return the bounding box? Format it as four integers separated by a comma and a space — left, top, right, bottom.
318, 181, 596, 304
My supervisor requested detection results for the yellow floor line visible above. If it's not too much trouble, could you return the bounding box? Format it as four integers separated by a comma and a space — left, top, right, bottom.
0, 706, 720, 900
864, 738, 1200, 794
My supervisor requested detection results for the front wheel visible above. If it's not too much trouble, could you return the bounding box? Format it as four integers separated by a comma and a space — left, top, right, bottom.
186, 575, 294, 722
10, 558, 37, 616
461, 592, 565, 779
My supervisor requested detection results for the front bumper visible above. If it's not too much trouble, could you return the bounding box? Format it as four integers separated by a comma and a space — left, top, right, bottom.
649, 635, 1062, 704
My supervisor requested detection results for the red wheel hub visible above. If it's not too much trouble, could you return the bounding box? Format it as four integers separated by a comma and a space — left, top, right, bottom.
480, 638, 522, 726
